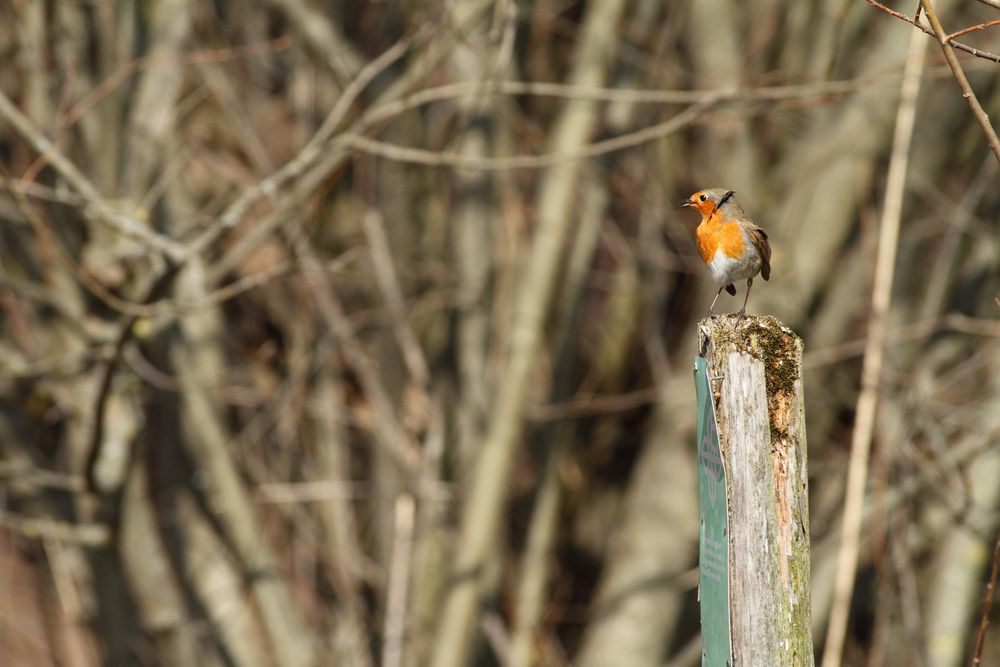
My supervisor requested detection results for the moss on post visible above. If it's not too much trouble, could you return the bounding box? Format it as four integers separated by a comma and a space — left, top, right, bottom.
699, 314, 813, 666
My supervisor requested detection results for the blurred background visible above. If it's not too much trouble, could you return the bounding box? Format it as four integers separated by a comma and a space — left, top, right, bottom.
0, 1, 998, 666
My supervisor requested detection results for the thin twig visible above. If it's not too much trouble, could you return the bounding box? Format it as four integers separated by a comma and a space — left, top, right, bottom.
264, 0, 364, 81
62, 36, 292, 130
84, 265, 181, 493
199, 0, 498, 280
287, 225, 422, 475
186, 29, 426, 259
382, 494, 416, 667
890, 522, 928, 667
803, 313, 1000, 368
343, 90, 726, 170
346, 65, 989, 171
864, 0, 1000, 62
354, 61, 990, 129
0, 91, 185, 259
508, 442, 564, 667
363, 74, 881, 118
169, 248, 357, 316
361, 210, 430, 389
947, 19, 1000, 42
526, 386, 660, 421
821, 26, 926, 667
254, 480, 452, 504
0, 176, 86, 206
972, 529, 1000, 666
918, 0, 1000, 163
7, 177, 350, 320
0, 463, 86, 493
0, 511, 109, 546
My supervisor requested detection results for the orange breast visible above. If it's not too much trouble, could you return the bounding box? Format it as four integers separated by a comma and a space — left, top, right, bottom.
696, 216, 746, 262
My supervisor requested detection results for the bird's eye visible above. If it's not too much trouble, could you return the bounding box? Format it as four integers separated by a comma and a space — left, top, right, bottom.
699, 194, 707, 202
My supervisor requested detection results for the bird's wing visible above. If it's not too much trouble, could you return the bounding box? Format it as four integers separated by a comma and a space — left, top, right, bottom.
746, 225, 771, 281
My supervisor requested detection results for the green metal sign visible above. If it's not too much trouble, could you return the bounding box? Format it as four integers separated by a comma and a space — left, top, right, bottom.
694, 356, 732, 666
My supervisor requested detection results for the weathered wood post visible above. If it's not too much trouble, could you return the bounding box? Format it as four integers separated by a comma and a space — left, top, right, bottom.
695, 314, 813, 666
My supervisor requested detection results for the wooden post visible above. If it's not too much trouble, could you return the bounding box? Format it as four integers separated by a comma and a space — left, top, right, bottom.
696, 314, 813, 666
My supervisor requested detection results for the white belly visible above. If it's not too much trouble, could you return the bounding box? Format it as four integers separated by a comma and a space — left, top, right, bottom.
707, 241, 762, 286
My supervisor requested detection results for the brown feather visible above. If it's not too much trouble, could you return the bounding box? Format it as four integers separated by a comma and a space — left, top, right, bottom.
745, 225, 771, 281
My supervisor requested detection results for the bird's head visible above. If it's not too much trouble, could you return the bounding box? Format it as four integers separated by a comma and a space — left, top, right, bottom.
681, 188, 736, 217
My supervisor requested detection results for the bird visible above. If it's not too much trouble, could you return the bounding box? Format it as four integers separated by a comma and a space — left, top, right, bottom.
681, 188, 771, 317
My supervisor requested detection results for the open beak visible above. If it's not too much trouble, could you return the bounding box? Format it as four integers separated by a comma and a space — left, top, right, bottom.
681, 199, 694, 208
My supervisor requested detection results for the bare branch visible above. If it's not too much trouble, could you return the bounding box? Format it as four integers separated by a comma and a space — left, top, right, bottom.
362, 210, 430, 389
526, 386, 660, 421
947, 19, 1000, 42
288, 226, 423, 476
382, 494, 416, 667
972, 529, 1000, 666
342, 91, 726, 170
864, 0, 1000, 62
263, 0, 365, 81
353, 62, 991, 128
918, 0, 1000, 163
0, 91, 186, 259
0, 512, 109, 546
187, 30, 425, 259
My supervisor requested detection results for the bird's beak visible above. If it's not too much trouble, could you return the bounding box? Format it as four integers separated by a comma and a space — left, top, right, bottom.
681, 199, 694, 208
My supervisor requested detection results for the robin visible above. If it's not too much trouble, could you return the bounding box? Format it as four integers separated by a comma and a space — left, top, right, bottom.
681, 188, 771, 317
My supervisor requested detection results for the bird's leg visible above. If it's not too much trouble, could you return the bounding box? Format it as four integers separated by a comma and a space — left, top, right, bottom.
737, 277, 753, 317
708, 286, 724, 315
